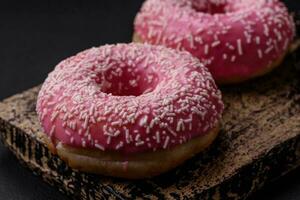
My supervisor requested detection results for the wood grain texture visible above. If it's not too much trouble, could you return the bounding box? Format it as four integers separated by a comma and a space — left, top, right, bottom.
1, 37, 300, 200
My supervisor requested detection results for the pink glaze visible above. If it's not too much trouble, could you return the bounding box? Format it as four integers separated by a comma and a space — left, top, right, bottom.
36, 43, 224, 154
134, 0, 295, 82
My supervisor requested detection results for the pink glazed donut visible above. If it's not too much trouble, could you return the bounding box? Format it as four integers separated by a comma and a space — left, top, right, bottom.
134, 0, 295, 84
36, 43, 224, 179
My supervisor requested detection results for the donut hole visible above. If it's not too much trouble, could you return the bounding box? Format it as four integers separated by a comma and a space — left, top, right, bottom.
191, 0, 228, 14
94, 68, 159, 96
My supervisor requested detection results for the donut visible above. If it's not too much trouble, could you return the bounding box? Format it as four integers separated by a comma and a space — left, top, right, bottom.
133, 0, 295, 84
36, 43, 224, 179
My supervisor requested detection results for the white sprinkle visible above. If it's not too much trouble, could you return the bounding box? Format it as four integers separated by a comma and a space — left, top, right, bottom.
188, 35, 195, 49
83, 117, 89, 129
283, 38, 289, 50
129, 80, 138, 87
204, 44, 209, 55
84, 129, 90, 137
223, 54, 228, 60
237, 39, 243, 55
106, 136, 111, 145
82, 139, 86, 147
114, 130, 121, 137
163, 136, 170, 149
111, 120, 121, 126
155, 31, 162, 44
87, 134, 92, 141
95, 143, 105, 151
203, 124, 210, 132
195, 36, 203, 44
274, 29, 282, 41
149, 117, 158, 128
40, 110, 47, 121
139, 115, 148, 127
78, 129, 83, 136
89, 105, 95, 116
265, 46, 274, 54
70, 137, 74, 144
176, 119, 185, 132
211, 41, 221, 47
69, 121, 76, 130
257, 49, 263, 58
264, 24, 269, 36
65, 130, 72, 136
135, 134, 141, 142
227, 43, 235, 50
255, 36, 261, 45
50, 126, 55, 136
116, 141, 124, 150
50, 112, 59, 122
155, 131, 160, 143
124, 127, 131, 144
176, 42, 182, 50
167, 126, 177, 137
231, 55, 236, 62
135, 141, 145, 146
146, 127, 150, 134
47, 101, 56, 106
132, 100, 139, 107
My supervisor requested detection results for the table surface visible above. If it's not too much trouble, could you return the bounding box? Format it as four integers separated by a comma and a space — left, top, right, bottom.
0, 1, 299, 199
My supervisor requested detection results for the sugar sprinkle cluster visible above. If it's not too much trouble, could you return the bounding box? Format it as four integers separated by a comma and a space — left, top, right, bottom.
37, 43, 224, 153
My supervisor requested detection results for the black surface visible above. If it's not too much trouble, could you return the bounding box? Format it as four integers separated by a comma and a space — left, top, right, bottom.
0, 1, 299, 199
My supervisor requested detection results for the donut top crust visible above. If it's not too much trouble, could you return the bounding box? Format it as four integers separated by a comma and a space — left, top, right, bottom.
134, 0, 295, 81
37, 43, 224, 154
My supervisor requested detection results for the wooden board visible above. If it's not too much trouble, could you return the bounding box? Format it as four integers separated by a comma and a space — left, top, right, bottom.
0, 36, 300, 199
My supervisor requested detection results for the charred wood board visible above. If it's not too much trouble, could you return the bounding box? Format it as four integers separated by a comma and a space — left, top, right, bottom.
0, 49, 300, 199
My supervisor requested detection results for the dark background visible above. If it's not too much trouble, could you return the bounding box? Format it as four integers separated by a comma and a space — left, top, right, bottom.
0, 0, 299, 199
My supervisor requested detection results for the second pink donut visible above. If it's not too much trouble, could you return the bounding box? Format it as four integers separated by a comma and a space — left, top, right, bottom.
134, 0, 295, 84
